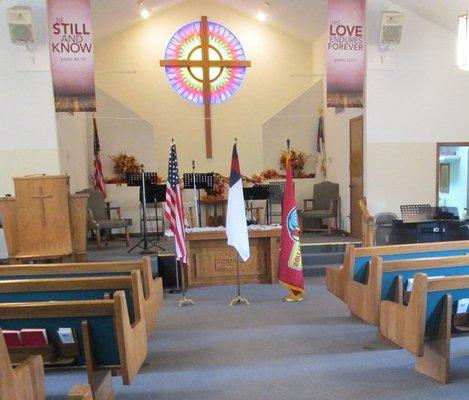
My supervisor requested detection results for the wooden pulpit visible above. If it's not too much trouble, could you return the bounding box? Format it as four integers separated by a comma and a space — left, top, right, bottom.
0, 175, 88, 263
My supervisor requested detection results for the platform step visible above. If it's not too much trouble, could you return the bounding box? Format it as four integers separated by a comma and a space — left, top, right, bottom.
302, 252, 345, 266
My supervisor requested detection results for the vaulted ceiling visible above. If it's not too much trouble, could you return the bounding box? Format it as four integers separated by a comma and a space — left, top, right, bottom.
91, 0, 468, 43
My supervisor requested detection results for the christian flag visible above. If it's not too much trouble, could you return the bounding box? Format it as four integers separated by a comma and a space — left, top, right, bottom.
278, 154, 304, 298
226, 142, 250, 262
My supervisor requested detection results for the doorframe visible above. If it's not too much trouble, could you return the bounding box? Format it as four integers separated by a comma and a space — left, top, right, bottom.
349, 115, 364, 237
435, 142, 469, 208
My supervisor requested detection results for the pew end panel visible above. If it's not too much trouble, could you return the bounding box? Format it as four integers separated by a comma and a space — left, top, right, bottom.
69, 385, 94, 400
347, 256, 384, 325
415, 293, 452, 384
0, 329, 46, 400
380, 273, 428, 356
142, 257, 164, 333
113, 290, 148, 386
326, 244, 356, 301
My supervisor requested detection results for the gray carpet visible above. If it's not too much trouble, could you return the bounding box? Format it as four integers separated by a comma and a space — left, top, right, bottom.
43, 276, 469, 399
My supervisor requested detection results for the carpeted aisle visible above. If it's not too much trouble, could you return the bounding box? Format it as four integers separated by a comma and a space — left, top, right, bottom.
45, 277, 469, 399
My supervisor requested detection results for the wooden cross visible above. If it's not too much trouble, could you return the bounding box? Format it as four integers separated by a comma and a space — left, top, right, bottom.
160, 16, 251, 159
31, 186, 53, 226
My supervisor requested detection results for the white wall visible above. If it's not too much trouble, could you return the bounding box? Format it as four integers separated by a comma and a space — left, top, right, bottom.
262, 81, 323, 174
94, 0, 313, 177
366, 0, 469, 215
0, 0, 60, 195
56, 113, 90, 193
311, 33, 363, 232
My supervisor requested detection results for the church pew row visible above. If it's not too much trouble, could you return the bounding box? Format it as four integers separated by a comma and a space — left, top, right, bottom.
348, 254, 469, 325
380, 273, 469, 383
1, 328, 46, 400
0, 292, 148, 400
2, 328, 92, 400
0, 256, 163, 334
326, 240, 469, 302
0, 271, 149, 333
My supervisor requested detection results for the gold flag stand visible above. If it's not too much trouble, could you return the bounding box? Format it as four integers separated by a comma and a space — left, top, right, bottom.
229, 256, 250, 306
177, 260, 196, 307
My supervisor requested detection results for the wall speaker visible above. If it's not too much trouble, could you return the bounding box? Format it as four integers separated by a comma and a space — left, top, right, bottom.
380, 11, 405, 45
6, 6, 35, 45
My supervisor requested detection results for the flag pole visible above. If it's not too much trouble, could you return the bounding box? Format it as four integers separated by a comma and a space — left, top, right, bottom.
280, 138, 304, 303
192, 160, 200, 227
229, 138, 250, 306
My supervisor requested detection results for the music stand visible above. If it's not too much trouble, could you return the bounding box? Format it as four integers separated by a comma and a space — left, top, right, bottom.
140, 184, 167, 240
243, 184, 269, 224
183, 172, 214, 227
126, 171, 164, 254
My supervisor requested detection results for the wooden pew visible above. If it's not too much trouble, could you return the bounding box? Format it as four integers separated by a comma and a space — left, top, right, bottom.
0, 328, 46, 400
380, 273, 469, 383
0, 257, 163, 334
326, 240, 469, 303
348, 254, 469, 325
0, 291, 147, 400
69, 385, 93, 400
0, 271, 153, 334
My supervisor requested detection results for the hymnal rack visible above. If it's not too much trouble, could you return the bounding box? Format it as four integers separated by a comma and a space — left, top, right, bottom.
126, 171, 164, 253
183, 172, 214, 227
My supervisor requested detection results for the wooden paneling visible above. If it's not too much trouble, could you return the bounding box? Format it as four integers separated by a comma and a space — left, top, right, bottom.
350, 116, 364, 238
186, 229, 281, 287
0, 176, 88, 262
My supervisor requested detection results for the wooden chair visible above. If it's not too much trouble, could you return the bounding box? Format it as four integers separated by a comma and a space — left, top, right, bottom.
0, 292, 148, 400
79, 188, 130, 248
301, 181, 340, 234
347, 254, 469, 325
0, 257, 163, 335
358, 198, 374, 246
326, 240, 469, 303
0, 328, 46, 400
379, 273, 469, 383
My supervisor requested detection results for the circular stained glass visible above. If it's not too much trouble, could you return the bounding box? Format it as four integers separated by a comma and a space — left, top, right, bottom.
163, 20, 247, 105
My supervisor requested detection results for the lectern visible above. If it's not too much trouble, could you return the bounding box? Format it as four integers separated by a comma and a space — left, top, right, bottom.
0, 175, 88, 263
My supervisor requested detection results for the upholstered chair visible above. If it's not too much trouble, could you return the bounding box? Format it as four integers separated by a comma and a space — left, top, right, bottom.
301, 181, 340, 234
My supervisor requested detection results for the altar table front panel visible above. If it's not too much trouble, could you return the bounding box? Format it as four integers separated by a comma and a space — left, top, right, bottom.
185, 229, 281, 287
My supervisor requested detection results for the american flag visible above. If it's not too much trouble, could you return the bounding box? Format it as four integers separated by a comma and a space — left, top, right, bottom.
316, 115, 327, 179
164, 142, 187, 264
92, 118, 106, 198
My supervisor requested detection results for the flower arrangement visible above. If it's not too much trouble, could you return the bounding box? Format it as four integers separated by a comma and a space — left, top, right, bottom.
108, 151, 144, 184
204, 172, 228, 199
279, 149, 311, 178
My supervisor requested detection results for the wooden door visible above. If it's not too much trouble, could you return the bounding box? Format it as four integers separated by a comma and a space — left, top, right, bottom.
350, 116, 364, 238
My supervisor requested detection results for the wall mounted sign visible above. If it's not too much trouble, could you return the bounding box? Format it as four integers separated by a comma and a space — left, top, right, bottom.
327, 0, 365, 108
160, 17, 251, 159
47, 0, 96, 112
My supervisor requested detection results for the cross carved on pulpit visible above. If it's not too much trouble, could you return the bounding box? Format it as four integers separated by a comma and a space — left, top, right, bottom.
31, 186, 53, 226
160, 16, 251, 159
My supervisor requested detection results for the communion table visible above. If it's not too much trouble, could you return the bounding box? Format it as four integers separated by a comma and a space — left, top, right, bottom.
185, 226, 281, 288
0, 175, 88, 263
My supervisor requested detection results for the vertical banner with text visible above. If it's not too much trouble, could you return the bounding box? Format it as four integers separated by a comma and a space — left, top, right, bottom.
48, 0, 96, 113
327, 0, 365, 108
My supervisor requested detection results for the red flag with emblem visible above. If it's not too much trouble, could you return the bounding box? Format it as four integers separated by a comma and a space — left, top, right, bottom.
278, 154, 304, 299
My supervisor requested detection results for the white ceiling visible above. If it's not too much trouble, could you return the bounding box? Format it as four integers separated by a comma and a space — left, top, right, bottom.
91, 0, 327, 42
91, 0, 468, 43
390, 0, 468, 32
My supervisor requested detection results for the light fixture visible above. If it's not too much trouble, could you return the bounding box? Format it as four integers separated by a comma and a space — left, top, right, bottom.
137, 0, 151, 19
458, 13, 469, 70
140, 7, 150, 19
256, 11, 267, 22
